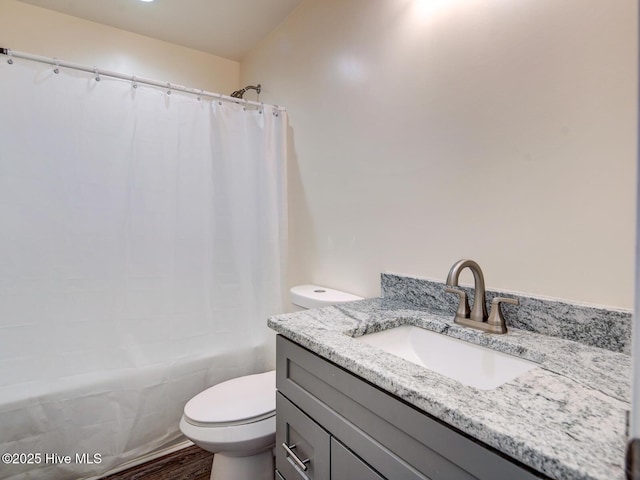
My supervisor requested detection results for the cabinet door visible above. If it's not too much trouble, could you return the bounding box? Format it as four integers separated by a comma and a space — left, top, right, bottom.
331, 438, 386, 480
276, 392, 330, 480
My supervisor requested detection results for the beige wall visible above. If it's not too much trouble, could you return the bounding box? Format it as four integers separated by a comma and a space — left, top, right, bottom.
0, 0, 239, 93
242, 0, 638, 309
0, 0, 636, 308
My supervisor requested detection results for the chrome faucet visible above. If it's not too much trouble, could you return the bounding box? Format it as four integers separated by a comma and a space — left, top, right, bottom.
444, 259, 518, 334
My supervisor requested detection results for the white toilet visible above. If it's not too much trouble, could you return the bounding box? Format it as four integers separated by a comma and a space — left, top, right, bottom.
179, 284, 362, 480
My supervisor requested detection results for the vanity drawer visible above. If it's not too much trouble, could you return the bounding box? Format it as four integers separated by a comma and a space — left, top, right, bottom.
276, 392, 330, 480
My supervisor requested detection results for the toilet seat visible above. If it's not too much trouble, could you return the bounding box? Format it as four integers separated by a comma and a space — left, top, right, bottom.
183, 370, 275, 427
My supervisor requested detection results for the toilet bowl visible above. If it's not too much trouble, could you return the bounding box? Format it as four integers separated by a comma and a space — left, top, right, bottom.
180, 285, 362, 479
180, 371, 276, 480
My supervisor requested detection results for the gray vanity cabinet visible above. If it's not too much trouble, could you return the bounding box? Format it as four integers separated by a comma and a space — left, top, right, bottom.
275, 335, 547, 480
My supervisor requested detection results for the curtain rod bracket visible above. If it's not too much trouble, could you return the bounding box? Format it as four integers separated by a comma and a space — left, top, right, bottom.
1, 48, 13, 64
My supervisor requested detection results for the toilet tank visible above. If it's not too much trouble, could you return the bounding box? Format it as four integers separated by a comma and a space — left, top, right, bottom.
290, 284, 363, 310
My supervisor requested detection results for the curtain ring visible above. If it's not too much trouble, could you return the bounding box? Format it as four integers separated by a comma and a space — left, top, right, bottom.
166, 82, 172, 95
7, 49, 13, 65
132, 75, 138, 89
94, 67, 101, 82
259, 102, 264, 114
273, 105, 280, 117
53, 58, 60, 74
217, 94, 224, 106
243, 98, 249, 111
197, 89, 203, 102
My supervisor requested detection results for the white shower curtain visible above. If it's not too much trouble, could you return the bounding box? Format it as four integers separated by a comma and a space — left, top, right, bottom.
0, 58, 287, 479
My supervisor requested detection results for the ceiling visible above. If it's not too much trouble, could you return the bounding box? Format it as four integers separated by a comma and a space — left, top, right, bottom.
17, 0, 304, 61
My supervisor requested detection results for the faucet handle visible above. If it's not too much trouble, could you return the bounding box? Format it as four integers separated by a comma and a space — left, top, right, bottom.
445, 287, 471, 319
487, 297, 519, 333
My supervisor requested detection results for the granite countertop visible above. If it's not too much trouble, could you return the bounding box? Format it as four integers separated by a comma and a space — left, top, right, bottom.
268, 296, 631, 480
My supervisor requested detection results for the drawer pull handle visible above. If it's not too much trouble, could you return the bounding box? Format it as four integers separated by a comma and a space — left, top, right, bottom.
281, 442, 310, 471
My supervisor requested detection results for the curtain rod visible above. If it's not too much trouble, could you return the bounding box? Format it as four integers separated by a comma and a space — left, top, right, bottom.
0, 48, 285, 112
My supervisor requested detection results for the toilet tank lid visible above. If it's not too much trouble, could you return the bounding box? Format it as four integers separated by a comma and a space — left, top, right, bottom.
184, 371, 275, 426
290, 284, 363, 309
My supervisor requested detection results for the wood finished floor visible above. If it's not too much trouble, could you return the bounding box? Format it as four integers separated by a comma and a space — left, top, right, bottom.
101, 445, 213, 480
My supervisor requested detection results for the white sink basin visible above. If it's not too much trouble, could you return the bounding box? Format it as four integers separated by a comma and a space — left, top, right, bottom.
354, 325, 538, 390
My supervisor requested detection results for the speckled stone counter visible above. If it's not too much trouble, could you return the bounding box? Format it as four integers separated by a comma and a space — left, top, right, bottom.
268, 279, 631, 480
